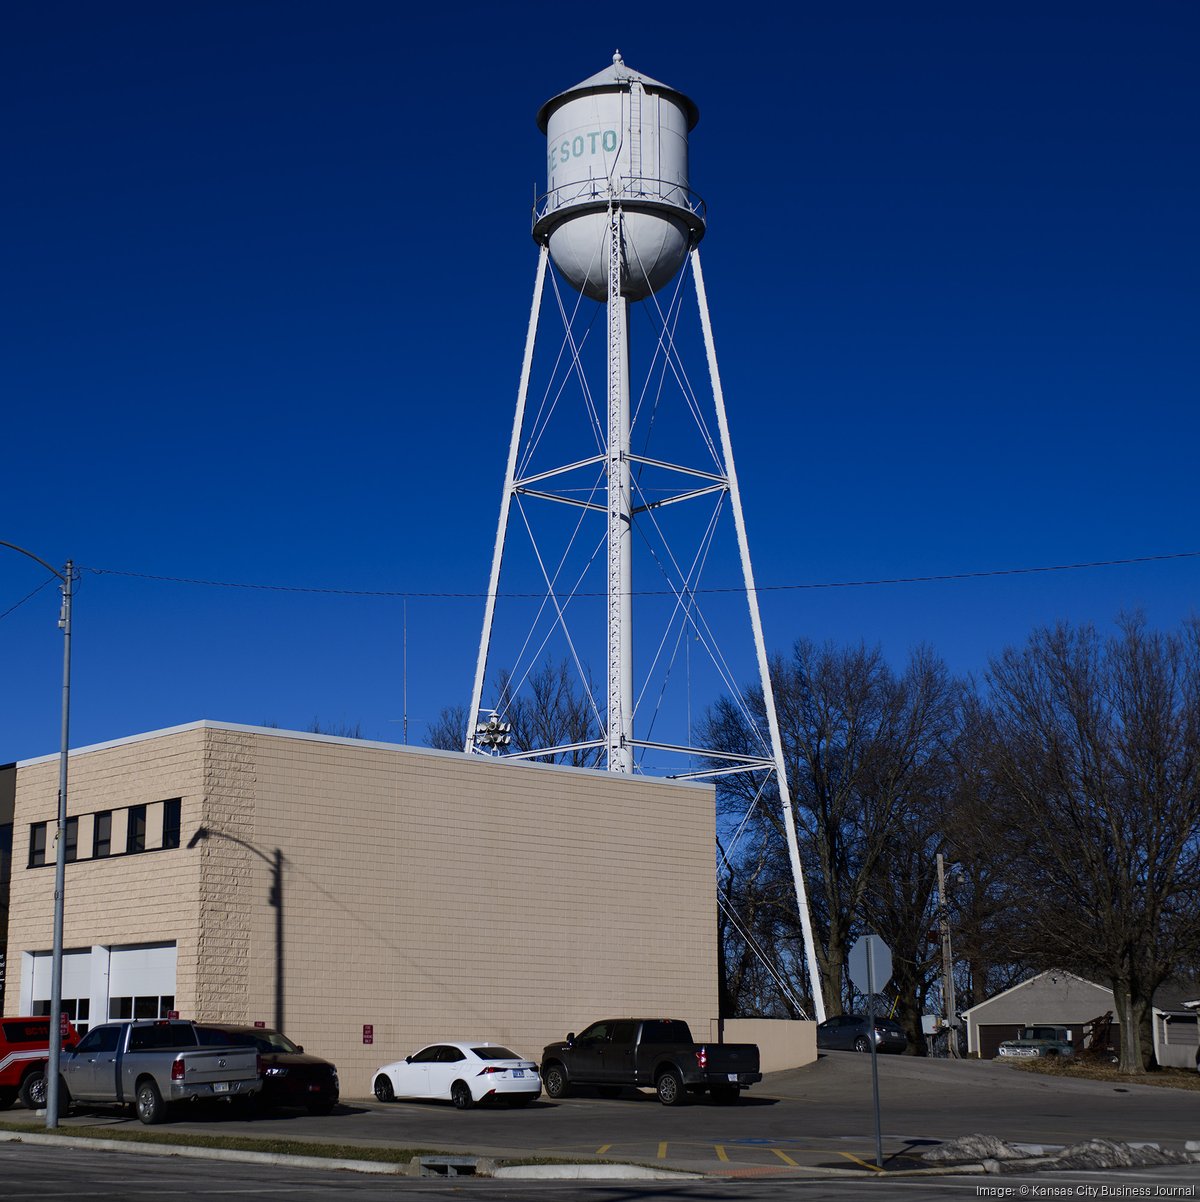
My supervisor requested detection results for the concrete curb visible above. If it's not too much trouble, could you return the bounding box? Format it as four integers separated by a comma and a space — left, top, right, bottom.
10, 1125, 1194, 1182
494, 1164, 701, 1180
0, 1130, 408, 1175
0, 1131, 705, 1180
0, 1129, 993, 1180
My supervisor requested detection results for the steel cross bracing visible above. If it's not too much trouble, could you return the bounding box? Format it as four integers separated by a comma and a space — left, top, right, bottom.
469, 240, 804, 789
467, 233, 825, 1020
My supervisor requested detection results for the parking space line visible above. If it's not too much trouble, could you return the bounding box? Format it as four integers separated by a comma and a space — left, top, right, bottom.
595, 1145, 610, 1155
837, 1150, 884, 1172
771, 1149, 798, 1166
714, 1145, 729, 1162
657, 1142, 668, 1159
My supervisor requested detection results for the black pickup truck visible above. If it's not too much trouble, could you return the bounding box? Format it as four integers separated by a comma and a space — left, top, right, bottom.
541, 1018, 761, 1105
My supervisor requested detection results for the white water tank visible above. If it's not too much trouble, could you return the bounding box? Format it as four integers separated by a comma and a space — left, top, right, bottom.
533, 52, 705, 301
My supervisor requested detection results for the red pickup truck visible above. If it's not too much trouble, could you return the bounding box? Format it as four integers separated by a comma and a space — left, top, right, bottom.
0, 1016, 80, 1110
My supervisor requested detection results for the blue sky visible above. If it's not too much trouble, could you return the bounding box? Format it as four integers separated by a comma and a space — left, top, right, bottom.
3, 1, 1197, 764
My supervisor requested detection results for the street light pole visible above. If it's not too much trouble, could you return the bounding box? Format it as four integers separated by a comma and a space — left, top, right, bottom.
48, 560, 73, 1122
0, 542, 73, 1129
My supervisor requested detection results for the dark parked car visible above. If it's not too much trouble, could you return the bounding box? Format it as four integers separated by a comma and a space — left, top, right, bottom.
816, 1014, 908, 1054
197, 1025, 338, 1113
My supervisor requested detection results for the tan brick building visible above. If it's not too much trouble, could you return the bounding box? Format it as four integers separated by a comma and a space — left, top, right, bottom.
3, 722, 721, 1093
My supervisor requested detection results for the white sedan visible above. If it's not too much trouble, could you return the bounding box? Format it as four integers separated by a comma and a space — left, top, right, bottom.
371, 1040, 540, 1109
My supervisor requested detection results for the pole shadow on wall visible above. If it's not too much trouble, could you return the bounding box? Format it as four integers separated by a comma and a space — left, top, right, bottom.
186, 826, 285, 1031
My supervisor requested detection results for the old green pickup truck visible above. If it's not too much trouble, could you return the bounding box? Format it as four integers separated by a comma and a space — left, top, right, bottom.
997, 1025, 1074, 1059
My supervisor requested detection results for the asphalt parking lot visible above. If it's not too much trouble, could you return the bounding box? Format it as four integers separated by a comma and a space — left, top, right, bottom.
23, 1052, 1200, 1177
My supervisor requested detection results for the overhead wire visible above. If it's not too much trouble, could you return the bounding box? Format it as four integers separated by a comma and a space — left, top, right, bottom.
0, 575, 58, 621
81, 549, 1200, 599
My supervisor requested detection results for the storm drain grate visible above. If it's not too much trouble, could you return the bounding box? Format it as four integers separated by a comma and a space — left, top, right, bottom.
416, 1156, 479, 1178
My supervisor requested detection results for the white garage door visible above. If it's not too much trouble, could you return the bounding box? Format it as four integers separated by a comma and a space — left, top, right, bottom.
26, 948, 97, 1034
107, 943, 177, 1021
28, 948, 92, 1001
25, 942, 178, 1034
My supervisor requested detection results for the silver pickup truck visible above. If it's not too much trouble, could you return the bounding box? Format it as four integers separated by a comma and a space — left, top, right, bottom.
58, 1019, 261, 1123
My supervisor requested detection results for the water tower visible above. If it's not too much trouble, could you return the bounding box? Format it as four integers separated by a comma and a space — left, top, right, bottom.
467, 53, 824, 1019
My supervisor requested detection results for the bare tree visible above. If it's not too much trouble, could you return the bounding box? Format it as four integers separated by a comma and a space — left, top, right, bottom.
702, 640, 959, 1027
261, 718, 364, 738
425, 661, 603, 768
306, 717, 362, 738
976, 615, 1200, 1071
854, 661, 962, 1050
944, 697, 1038, 1009
860, 816, 945, 1053
497, 659, 605, 768
425, 704, 469, 752
717, 836, 805, 1018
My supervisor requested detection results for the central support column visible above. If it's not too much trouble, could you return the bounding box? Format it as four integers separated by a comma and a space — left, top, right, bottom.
606, 204, 633, 772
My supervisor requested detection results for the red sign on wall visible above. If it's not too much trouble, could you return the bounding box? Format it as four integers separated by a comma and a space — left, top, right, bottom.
362, 1024, 374, 1045
254, 1020, 266, 1028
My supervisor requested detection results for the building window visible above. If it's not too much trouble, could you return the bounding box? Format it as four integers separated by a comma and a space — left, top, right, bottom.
32, 996, 91, 1037
127, 805, 147, 854
109, 994, 174, 1022
162, 798, 181, 850
0, 821, 12, 887
29, 823, 47, 868
93, 811, 112, 858
64, 817, 79, 863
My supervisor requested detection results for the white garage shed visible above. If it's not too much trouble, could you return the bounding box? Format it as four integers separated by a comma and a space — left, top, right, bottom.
962, 969, 1200, 1068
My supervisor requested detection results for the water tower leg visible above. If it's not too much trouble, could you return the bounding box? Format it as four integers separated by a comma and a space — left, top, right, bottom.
606, 205, 633, 773
466, 246, 550, 750
690, 247, 827, 1023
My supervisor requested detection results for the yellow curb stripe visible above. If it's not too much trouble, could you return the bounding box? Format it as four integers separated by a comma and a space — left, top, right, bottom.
714, 1145, 729, 1162
837, 1150, 884, 1173
771, 1149, 799, 1166
595, 1144, 610, 1155
657, 1141, 668, 1159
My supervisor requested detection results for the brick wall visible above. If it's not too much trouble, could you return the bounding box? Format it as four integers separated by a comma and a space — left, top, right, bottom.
7, 723, 719, 1095
7, 727, 207, 1017
242, 728, 718, 1091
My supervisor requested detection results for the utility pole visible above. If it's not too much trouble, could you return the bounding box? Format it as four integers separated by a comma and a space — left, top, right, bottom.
0, 542, 73, 1127
936, 852, 960, 1058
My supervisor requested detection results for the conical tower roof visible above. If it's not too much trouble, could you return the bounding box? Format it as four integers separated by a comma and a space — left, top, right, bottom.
536, 50, 700, 132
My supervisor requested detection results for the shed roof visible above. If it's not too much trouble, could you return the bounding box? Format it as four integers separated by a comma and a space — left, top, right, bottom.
960, 970, 1108, 1017
1151, 978, 1200, 1013
961, 968, 1200, 1017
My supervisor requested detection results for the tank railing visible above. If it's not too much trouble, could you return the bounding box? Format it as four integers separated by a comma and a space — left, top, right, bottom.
533, 176, 706, 228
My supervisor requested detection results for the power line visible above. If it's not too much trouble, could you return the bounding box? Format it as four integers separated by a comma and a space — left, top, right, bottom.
0, 575, 58, 621
80, 549, 1200, 600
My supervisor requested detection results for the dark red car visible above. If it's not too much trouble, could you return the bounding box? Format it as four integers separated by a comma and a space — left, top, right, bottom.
197, 1024, 338, 1114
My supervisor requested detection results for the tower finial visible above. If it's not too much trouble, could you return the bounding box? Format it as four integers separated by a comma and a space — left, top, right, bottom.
613, 49, 623, 66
